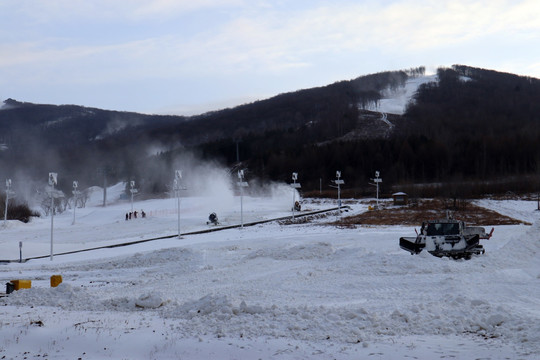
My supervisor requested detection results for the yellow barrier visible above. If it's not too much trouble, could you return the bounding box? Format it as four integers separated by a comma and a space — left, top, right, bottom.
11, 279, 31, 290
50, 275, 63, 287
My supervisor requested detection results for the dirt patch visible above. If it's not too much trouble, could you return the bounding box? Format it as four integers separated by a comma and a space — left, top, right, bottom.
336, 199, 528, 227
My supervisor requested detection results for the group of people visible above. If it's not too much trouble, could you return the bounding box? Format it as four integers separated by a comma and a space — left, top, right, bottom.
125, 209, 146, 220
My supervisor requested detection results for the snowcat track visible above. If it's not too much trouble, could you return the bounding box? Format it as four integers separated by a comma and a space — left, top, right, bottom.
427, 235, 483, 260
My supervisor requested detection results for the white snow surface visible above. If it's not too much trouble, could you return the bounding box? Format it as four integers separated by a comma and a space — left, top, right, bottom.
365, 74, 438, 115
1, 184, 539, 359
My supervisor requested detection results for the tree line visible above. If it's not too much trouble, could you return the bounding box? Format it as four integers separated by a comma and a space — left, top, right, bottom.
2, 66, 539, 200
195, 66, 540, 197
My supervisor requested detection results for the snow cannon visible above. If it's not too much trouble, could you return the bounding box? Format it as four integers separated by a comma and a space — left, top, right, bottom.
399, 219, 493, 260
207, 212, 219, 225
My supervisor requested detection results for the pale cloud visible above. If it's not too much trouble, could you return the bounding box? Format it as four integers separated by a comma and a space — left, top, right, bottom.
0, 41, 103, 68
5, 0, 539, 67
129, 0, 245, 19
168, 0, 540, 73
11, 1, 122, 23
1, 0, 539, 112
277, 0, 540, 51
9, 0, 244, 22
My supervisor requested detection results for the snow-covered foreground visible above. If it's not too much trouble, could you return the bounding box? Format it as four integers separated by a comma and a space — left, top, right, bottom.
1, 185, 539, 359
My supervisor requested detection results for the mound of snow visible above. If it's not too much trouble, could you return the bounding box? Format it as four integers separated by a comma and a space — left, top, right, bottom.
135, 292, 167, 308
176, 294, 234, 320
1, 283, 101, 310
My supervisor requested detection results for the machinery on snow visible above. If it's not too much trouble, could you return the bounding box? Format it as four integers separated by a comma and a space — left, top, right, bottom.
399, 218, 494, 259
207, 212, 219, 225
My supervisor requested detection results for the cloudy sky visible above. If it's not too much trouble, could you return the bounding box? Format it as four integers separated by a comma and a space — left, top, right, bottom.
1, 0, 539, 115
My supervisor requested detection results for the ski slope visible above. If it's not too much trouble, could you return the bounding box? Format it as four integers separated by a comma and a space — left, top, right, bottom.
364, 74, 438, 115
1, 185, 539, 359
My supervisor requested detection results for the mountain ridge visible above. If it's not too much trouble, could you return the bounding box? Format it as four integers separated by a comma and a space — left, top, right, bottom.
1, 65, 539, 197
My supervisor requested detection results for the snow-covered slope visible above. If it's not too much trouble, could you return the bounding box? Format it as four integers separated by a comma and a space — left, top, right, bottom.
365, 74, 438, 115
0, 188, 539, 359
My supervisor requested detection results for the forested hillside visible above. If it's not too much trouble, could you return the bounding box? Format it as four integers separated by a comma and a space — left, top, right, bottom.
195, 66, 540, 196
0, 69, 413, 191
404, 65, 540, 179
1, 65, 539, 199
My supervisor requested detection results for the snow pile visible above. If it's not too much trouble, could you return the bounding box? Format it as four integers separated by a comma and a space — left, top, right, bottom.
175, 294, 235, 319
157, 292, 537, 346
4, 283, 169, 311
4, 283, 102, 310
5, 284, 537, 348
135, 292, 167, 309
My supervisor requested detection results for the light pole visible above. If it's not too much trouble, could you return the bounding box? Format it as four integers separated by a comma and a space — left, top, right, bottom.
369, 171, 382, 209
4, 179, 13, 228
130, 180, 138, 212
334, 171, 344, 213
72, 181, 80, 225
237, 170, 249, 228
173, 170, 186, 238
49, 172, 58, 261
291, 172, 301, 219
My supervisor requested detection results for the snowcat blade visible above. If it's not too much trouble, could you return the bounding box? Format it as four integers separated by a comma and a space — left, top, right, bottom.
464, 234, 480, 250
399, 237, 424, 255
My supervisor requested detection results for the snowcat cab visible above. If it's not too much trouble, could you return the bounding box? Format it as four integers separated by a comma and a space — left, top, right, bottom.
399, 219, 493, 259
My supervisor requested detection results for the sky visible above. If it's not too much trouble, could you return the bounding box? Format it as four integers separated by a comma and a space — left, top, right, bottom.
1, 0, 539, 115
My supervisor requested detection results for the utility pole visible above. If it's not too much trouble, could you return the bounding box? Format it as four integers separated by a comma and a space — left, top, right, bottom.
335, 171, 344, 213
369, 171, 382, 209
237, 170, 249, 228
173, 170, 186, 238
130, 180, 138, 212
330, 171, 344, 215
103, 174, 107, 207
4, 179, 13, 227
72, 181, 80, 225
49, 172, 58, 261
291, 172, 301, 219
